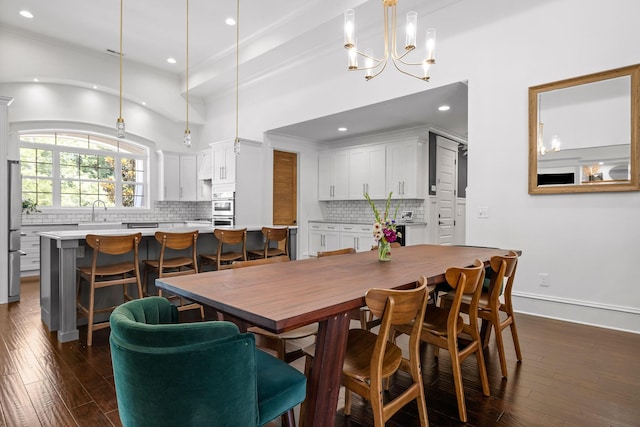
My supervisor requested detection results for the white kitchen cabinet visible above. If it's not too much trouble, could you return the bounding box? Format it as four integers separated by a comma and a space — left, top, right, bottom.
161, 153, 197, 201
339, 224, 375, 252
386, 139, 426, 199
21, 224, 77, 274
308, 222, 340, 256
212, 142, 236, 185
349, 145, 386, 199
318, 150, 349, 200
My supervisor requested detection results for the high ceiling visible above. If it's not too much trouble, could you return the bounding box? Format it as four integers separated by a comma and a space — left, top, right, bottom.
0, 0, 468, 142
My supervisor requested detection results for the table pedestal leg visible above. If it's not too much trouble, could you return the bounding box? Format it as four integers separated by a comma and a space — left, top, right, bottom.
303, 312, 350, 427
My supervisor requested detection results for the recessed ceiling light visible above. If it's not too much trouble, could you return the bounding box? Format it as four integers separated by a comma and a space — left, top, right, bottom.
33, 78, 39, 82
141, 101, 147, 106
92, 85, 98, 89
438, 105, 450, 111
167, 57, 177, 64
338, 127, 348, 132
225, 17, 236, 26
20, 10, 34, 19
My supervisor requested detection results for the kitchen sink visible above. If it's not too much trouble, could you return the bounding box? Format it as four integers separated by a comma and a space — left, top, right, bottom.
77, 222, 124, 230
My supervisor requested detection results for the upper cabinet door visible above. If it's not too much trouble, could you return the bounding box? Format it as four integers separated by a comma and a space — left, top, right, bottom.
162, 153, 180, 201
349, 145, 386, 200
318, 150, 349, 200
212, 143, 236, 184
179, 155, 198, 201
386, 140, 424, 199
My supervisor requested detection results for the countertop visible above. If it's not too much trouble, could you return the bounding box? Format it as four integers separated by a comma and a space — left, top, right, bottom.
39, 225, 297, 240
309, 220, 427, 226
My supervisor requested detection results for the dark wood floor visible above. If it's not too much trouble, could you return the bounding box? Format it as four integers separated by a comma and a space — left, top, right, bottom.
1, 278, 639, 426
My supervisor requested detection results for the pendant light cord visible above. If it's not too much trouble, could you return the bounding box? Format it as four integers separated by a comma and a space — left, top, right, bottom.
235, 0, 240, 142
186, 0, 189, 130
119, 0, 123, 119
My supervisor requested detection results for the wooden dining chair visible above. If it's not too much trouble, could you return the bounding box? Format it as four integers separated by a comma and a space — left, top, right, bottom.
441, 250, 521, 378
143, 230, 204, 318
247, 226, 289, 259
396, 259, 489, 423
76, 233, 143, 346
199, 228, 247, 271
305, 283, 429, 427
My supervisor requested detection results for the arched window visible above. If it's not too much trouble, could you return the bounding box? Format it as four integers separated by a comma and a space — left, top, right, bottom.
19, 131, 148, 209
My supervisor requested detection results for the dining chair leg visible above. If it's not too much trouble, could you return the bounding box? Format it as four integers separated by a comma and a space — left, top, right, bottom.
492, 312, 509, 378
344, 389, 353, 416
450, 343, 467, 423
87, 280, 96, 347
282, 409, 296, 427
508, 316, 523, 361
475, 343, 491, 397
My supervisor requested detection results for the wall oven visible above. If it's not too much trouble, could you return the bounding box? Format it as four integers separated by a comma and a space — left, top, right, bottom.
212, 189, 235, 226
213, 216, 234, 227
212, 191, 234, 217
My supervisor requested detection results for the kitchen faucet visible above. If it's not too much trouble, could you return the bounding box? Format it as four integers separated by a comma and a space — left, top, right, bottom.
91, 200, 107, 222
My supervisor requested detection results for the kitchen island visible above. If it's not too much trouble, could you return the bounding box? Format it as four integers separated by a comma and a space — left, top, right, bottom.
39, 225, 297, 343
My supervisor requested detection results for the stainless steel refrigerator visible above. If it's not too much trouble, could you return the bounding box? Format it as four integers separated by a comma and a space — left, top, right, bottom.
8, 160, 22, 302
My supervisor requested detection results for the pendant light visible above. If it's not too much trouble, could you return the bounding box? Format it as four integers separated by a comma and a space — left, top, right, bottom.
183, 0, 191, 148
116, 0, 125, 138
233, 0, 241, 155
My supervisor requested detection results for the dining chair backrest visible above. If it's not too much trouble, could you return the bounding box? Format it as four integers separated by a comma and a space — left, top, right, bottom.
317, 247, 356, 257
232, 255, 290, 268
154, 230, 199, 276
444, 259, 486, 335
486, 250, 519, 301
85, 232, 142, 258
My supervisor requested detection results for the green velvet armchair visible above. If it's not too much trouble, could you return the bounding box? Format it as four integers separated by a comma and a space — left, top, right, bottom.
109, 297, 307, 427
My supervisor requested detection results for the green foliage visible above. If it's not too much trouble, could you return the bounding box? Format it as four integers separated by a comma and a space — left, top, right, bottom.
22, 198, 40, 214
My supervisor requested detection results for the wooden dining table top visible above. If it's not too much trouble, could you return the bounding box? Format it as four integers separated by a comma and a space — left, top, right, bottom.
155, 244, 518, 334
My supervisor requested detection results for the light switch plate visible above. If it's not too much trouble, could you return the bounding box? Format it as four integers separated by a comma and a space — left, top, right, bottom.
477, 206, 489, 218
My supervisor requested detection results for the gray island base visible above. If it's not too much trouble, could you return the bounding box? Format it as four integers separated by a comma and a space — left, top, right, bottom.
39, 225, 297, 343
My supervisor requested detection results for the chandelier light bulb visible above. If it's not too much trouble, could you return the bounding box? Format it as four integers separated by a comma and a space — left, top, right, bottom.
426, 28, 436, 63
344, 9, 355, 48
405, 12, 417, 50
365, 48, 374, 80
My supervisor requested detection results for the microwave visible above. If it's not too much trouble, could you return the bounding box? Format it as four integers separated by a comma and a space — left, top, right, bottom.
212, 199, 234, 217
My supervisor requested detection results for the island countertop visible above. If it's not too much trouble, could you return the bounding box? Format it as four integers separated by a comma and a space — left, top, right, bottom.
39, 224, 297, 240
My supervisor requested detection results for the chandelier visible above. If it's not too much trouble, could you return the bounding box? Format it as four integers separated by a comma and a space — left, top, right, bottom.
183, 0, 191, 148
115, 0, 125, 138
343, 0, 436, 81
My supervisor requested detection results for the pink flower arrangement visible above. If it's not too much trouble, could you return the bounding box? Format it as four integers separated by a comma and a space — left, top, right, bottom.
365, 192, 401, 244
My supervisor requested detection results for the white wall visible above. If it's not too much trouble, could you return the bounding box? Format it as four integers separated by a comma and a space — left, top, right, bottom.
203, 0, 640, 332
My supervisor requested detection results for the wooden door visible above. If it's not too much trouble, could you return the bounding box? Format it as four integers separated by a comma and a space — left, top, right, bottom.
273, 150, 297, 226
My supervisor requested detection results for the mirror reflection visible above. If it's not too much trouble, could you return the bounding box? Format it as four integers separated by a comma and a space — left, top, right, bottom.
529, 64, 639, 194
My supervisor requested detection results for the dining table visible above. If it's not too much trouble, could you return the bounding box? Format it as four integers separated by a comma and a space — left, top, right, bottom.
155, 244, 519, 427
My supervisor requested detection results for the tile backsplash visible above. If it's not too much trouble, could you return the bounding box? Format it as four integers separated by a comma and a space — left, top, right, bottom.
322, 199, 425, 223
22, 201, 212, 225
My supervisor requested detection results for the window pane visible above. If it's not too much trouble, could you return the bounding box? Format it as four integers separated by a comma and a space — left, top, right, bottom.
21, 134, 55, 145
88, 135, 118, 152
61, 193, 81, 207
56, 133, 88, 149
123, 183, 144, 207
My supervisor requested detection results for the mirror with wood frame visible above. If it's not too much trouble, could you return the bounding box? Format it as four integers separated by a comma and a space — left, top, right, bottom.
528, 64, 640, 194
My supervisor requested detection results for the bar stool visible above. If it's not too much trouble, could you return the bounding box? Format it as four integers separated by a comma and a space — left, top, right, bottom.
76, 232, 143, 346
247, 226, 289, 259
199, 228, 247, 271
143, 230, 204, 318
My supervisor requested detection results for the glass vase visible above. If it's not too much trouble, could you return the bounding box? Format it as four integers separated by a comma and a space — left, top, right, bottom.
378, 240, 391, 262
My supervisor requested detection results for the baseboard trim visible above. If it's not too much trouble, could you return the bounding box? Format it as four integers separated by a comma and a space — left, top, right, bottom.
512, 291, 640, 334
